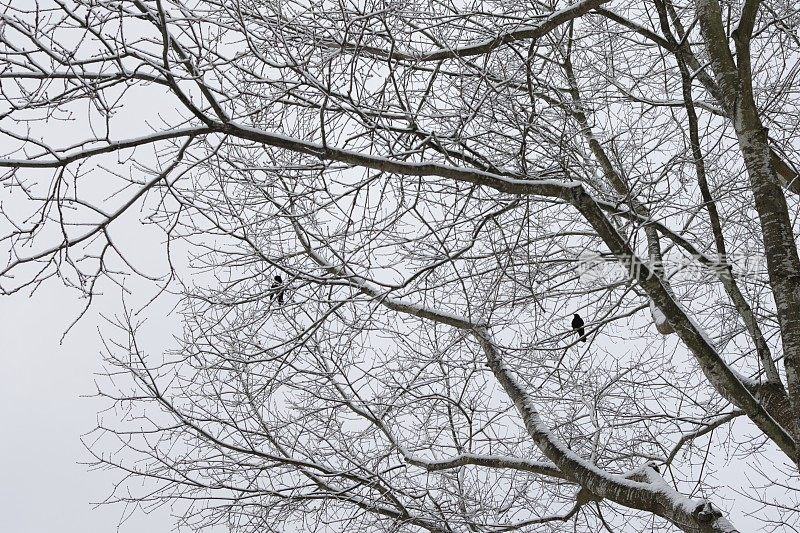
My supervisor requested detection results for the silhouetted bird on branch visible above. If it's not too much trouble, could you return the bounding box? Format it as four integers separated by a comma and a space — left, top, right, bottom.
270, 274, 284, 305
571, 313, 587, 343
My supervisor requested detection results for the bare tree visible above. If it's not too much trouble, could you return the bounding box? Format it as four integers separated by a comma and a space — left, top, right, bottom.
2, 0, 800, 531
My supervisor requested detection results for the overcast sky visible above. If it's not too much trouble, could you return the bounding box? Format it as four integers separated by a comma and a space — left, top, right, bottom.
0, 5, 788, 528
0, 282, 175, 532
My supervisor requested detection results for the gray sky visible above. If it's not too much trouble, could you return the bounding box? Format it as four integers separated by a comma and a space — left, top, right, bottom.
0, 4, 788, 526
0, 283, 174, 532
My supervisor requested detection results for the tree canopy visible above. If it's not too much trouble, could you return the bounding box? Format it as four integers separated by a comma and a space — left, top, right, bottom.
2, 0, 800, 531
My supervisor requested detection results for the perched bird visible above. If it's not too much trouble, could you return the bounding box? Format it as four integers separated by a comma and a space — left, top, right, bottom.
571, 313, 587, 343
270, 274, 284, 305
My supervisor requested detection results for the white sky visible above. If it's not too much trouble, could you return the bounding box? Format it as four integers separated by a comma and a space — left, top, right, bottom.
0, 3, 791, 529
0, 283, 175, 532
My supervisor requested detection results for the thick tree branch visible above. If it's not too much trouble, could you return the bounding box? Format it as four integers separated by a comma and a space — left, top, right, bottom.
696, 0, 800, 461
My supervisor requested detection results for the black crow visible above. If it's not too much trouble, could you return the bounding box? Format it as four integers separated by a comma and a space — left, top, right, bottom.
571, 313, 587, 342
